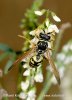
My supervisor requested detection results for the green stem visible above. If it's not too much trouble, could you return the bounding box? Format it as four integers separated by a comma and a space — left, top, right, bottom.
37, 72, 52, 100
17, 0, 44, 100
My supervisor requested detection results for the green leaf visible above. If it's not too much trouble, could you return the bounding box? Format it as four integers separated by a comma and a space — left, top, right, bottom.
3, 53, 16, 75
32, 0, 44, 10
4, 59, 14, 74
0, 43, 13, 52
0, 52, 9, 62
20, 0, 44, 30
2, 96, 9, 100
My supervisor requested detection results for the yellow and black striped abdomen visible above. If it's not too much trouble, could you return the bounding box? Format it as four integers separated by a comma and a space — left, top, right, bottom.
29, 55, 43, 68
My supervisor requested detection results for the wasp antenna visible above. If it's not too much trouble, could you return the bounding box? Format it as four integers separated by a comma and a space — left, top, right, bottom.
18, 35, 31, 44
18, 34, 24, 39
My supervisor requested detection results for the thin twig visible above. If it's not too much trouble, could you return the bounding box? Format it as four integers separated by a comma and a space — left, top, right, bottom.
53, 22, 71, 57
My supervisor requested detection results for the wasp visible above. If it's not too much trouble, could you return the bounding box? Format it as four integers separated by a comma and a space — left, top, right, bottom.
11, 29, 60, 85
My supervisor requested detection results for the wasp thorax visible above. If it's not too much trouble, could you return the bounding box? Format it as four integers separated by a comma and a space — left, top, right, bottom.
37, 41, 48, 51
40, 33, 50, 41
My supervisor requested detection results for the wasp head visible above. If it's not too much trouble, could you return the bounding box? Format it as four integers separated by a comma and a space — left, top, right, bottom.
39, 32, 50, 41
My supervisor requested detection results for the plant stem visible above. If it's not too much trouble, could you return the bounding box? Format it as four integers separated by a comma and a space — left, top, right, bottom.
53, 22, 71, 57
37, 72, 52, 100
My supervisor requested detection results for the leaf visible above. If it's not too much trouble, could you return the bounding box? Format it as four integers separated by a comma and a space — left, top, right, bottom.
2, 97, 9, 100
20, 0, 44, 30
3, 53, 17, 75
3, 59, 14, 74
32, 0, 44, 10
0, 43, 13, 52
0, 52, 9, 62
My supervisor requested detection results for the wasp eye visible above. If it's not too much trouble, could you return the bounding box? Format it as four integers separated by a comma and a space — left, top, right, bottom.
47, 35, 50, 40
47, 32, 51, 34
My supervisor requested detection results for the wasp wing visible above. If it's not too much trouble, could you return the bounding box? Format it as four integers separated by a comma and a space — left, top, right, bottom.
44, 49, 60, 85
8, 47, 36, 71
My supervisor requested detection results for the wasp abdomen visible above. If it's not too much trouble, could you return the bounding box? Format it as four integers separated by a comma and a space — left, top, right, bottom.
29, 56, 43, 68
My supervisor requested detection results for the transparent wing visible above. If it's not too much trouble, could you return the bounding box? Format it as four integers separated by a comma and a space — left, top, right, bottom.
8, 47, 36, 71
44, 49, 60, 85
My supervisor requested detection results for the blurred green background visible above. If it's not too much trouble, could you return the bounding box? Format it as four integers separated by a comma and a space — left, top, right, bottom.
0, 0, 72, 100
